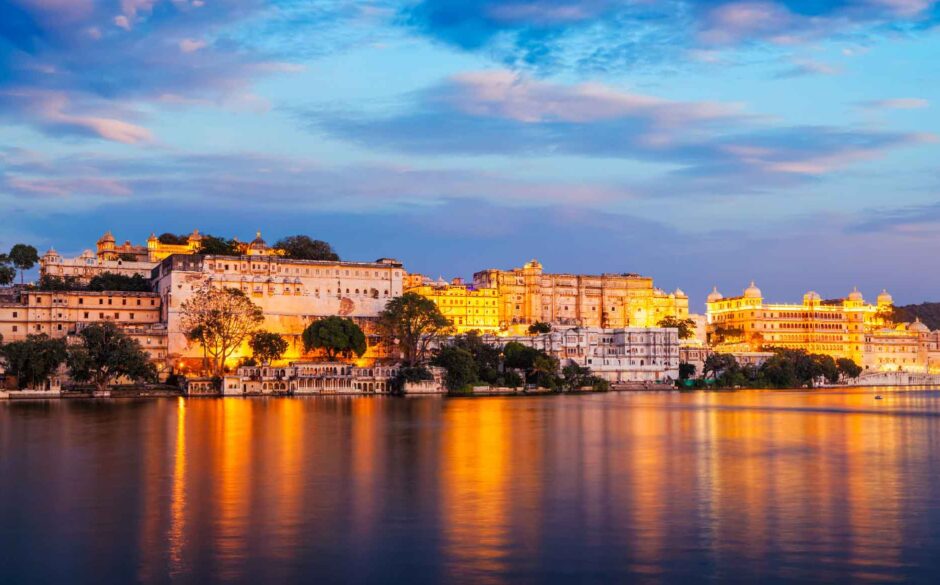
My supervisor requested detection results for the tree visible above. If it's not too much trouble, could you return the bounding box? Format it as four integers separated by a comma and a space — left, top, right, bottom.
198, 235, 239, 256
180, 284, 264, 375
703, 353, 738, 380
0, 254, 15, 286
679, 362, 696, 381
8, 244, 39, 285
158, 233, 189, 245
449, 331, 502, 384
432, 346, 478, 391
249, 331, 289, 365
504, 341, 561, 388
302, 316, 367, 360
528, 321, 552, 334
0, 335, 67, 389
274, 235, 339, 261
87, 272, 151, 292
658, 315, 698, 340
837, 357, 863, 381
377, 292, 452, 366
67, 323, 157, 392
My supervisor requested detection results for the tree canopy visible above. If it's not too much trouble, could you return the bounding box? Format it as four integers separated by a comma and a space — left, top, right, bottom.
658, 316, 698, 340
377, 292, 452, 366
67, 322, 156, 392
274, 235, 339, 261
7, 244, 39, 285
527, 321, 552, 335
0, 254, 17, 286
87, 272, 152, 292
249, 331, 289, 365
0, 334, 67, 389
302, 316, 367, 360
158, 233, 189, 245
197, 235, 240, 256
181, 285, 264, 375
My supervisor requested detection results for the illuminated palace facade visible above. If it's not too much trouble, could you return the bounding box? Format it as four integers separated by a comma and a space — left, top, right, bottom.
39, 230, 284, 284
707, 283, 940, 372
404, 276, 500, 334
153, 252, 405, 369
472, 260, 689, 335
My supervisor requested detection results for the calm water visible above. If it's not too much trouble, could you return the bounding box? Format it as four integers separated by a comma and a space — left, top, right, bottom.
3, 390, 940, 584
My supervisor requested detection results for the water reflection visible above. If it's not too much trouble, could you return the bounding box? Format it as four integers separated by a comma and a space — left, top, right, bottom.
2, 390, 940, 584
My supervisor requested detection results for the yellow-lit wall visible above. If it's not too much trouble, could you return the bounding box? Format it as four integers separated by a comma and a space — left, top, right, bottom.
407, 282, 500, 334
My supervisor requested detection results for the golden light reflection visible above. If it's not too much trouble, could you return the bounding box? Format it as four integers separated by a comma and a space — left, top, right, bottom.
215, 398, 253, 580
168, 397, 187, 575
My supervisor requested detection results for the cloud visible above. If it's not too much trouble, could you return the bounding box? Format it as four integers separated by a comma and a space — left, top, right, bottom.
307, 70, 933, 194
402, 0, 940, 69
773, 59, 842, 78
859, 97, 930, 109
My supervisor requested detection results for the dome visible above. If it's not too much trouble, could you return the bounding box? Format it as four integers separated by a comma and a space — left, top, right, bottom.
43, 247, 59, 258
910, 319, 929, 333
847, 286, 863, 302
98, 231, 115, 244
706, 286, 723, 303
188, 229, 203, 242
743, 281, 762, 299
674, 288, 687, 297
80, 249, 95, 258
804, 290, 822, 302
249, 230, 266, 248
878, 289, 893, 305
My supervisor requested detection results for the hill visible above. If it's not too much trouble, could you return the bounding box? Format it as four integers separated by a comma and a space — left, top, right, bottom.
894, 303, 940, 331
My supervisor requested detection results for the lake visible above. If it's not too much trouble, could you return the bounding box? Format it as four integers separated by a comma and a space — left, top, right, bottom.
3, 389, 940, 584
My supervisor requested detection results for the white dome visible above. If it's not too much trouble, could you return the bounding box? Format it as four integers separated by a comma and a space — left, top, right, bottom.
848, 286, 863, 301
878, 289, 893, 305
743, 281, 762, 299
804, 290, 822, 302
706, 286, 723, 303
910, 319, 929, 333
674, 288, 686, 297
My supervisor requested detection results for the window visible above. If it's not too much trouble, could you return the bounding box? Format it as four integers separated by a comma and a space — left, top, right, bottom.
114, 312, 120, 319
108, 299, 112, 305
79, 298, 84, 305
11, 311, 16, 318
99, 299, 103, 305
84, 312, 89, 319
130, 314, 135, 320
137, 299, 141, 306
12, 326, 17, 332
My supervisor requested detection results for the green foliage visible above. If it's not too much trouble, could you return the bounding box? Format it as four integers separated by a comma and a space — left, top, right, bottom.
893, 303, 940, 331
35, 275, 83, 291
274, 235, 339, 261
158, 233, 189, 245
181, 285, 264, 376
8, 244, 39, 284
449, 331, 502, 384
67, 322, 157, 391
709, 325, 744, 345
198, 235, 240, 256
527, 321, 552, 334
0, 254, 16, 286
504, 341, 562, 388
302, 316, 367, 360
658, 315, 698, 340
707, 349, 843, 389
249, 330, 289, 364
378, 292, 452, 366
836, 357, 863, 380
433, 346, 478, 391
678, 362, 696, 381
0, 335, 67, 389
87, 272, 152, 292
390, 365, 433, 395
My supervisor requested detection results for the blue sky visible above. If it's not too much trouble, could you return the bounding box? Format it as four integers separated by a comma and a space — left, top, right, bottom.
2, 1, 939, 310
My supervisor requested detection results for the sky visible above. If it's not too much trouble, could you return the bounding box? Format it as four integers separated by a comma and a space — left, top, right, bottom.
1, 0, 939, 311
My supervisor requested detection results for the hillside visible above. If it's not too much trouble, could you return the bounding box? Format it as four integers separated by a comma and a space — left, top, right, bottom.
894, 303, 940, 331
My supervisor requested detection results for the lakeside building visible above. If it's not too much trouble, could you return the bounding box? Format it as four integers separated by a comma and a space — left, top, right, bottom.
153, 253, 405, 369
0, 290, 168, 367
220, 362, 445, 396
472, 260, 688, 335
40, 248, 155, 284
405, 276, 500, 334
459, 326, 680, 384
707, 283, 940, 373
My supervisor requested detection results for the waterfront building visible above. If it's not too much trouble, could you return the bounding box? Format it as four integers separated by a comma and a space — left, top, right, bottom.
222, 362, 445, 396
153, 253, 405, 368
472, 260, 688, 334
0, 290, 168, 366
464, 326, 680, 383
406, 276, 500, 334
40, 248, 155, 284
706, 283, 940, 373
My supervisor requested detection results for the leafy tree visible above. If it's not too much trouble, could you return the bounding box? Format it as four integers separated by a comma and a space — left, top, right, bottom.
0, 335, 67, 389
837, 357, 863, 381
8, 244, 39, 285
181, 284, 264, 375
0, 254, 15, 286
67, 322, 157, 392
36, 275, 83, 291
389, 365, 433, 395
377, 292, 452, 366
274, 235, 339, 261
158, 233, 189, 245
448, 331, 502, 384
249, 330, 289, 365
528, 321, 552, 334
87, 272, 151, 292
302, 316, 367, 360
432, 346, 478, 391
503, 341, 561, 388
118, 252, 139, 262
703, 353, 738, 380
658, 315, 698, 340
678, 362, 696, 381
198, 235, 240, 256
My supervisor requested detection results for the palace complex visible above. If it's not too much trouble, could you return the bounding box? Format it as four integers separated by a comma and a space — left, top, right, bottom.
471, 260, 689, 334
707, 283, 940, 373
404, 276, 500, 334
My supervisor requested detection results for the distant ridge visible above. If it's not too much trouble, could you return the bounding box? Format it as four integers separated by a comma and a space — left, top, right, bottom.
894, 303, 940, 331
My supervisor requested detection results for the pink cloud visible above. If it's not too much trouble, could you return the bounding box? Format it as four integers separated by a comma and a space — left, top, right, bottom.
179, 38, 207, 53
